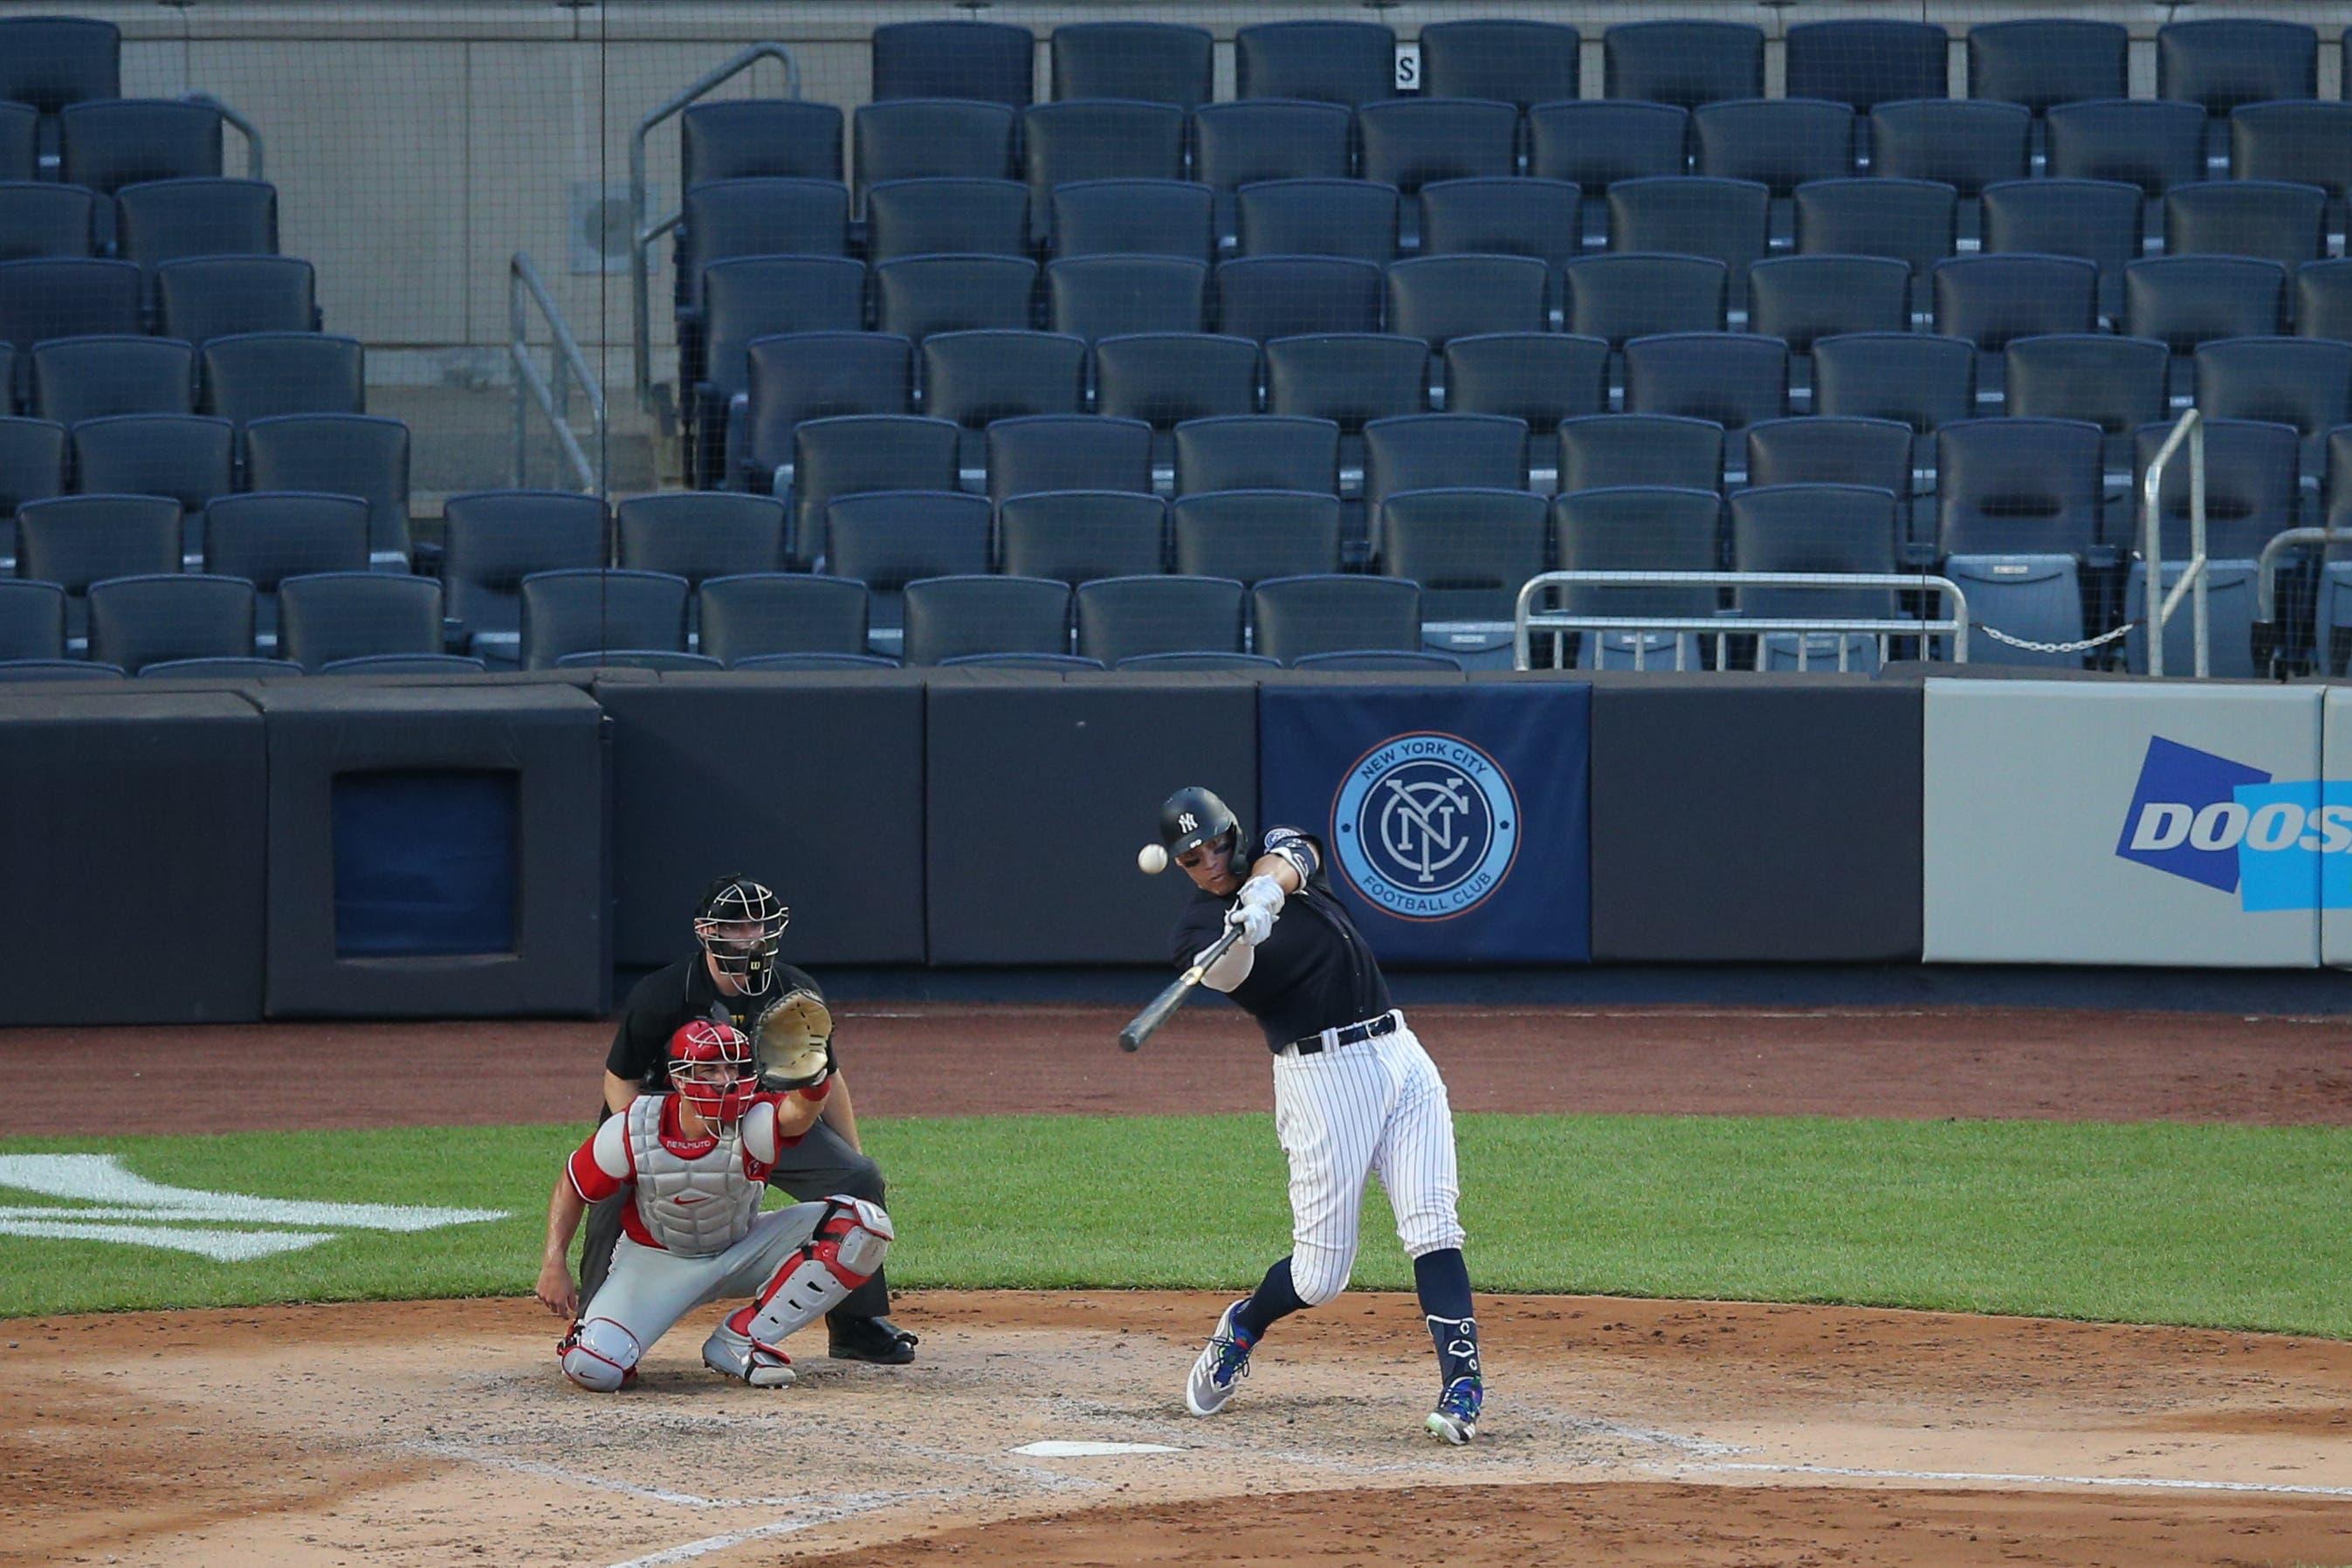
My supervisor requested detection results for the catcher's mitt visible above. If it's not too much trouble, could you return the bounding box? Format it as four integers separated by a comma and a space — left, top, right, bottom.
751, 988, 835, 1091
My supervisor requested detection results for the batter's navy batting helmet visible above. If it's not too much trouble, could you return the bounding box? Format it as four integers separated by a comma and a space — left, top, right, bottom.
1159, 786, 1241, 861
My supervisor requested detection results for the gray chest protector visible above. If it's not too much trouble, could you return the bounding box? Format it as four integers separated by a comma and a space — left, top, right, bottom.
626, 1096, 764, 1255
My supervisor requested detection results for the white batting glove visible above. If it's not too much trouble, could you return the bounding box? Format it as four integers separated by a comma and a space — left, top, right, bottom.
1236, 873, 1286, 918
1226, 903, 1275, 946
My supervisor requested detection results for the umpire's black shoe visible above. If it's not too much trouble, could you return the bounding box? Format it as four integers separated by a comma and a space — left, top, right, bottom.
829, 1313, 918, 1364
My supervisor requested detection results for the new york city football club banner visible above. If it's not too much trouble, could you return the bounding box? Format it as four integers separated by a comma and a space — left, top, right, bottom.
1259, 685, 1591, 963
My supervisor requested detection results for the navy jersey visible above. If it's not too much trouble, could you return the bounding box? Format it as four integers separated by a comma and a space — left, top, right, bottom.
1171, 827, 1393, 1050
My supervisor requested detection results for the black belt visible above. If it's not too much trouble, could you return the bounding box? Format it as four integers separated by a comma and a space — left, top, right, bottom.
1281, 1010, 1400, 1056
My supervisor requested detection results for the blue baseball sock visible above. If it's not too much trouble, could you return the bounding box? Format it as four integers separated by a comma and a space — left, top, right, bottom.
1230, 1256, 1307, 1343
1413, 1248, 1481, 1386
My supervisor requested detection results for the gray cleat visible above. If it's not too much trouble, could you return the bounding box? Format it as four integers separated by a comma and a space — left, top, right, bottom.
1183, 1299, 1254, 1416
1426, 1375, 1482, 1444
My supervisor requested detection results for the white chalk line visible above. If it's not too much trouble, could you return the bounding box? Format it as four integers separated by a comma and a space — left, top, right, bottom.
1691, 1460, 2352, 1499
603, 1490, 944, 1568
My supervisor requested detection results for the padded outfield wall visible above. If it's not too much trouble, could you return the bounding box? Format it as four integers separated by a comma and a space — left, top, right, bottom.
11, 668, 2352, 1026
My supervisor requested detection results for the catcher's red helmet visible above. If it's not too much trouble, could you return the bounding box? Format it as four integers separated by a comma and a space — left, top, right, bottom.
667, 1019, 758, 1127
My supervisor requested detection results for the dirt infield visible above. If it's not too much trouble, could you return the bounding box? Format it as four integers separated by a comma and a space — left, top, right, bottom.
7, 1002, 2351, 1565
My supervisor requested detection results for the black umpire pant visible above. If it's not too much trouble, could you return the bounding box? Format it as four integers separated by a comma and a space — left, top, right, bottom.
577, 1116, 892, 1322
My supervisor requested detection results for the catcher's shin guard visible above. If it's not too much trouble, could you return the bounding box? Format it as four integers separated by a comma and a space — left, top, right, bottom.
742, 1196, 893, 1347
560, 1317, 642, 1392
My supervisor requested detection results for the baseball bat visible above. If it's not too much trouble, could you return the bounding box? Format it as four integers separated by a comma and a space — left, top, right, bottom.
1118, 925, 1242, 1052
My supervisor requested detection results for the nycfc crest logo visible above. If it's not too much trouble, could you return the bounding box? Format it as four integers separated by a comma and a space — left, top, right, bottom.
1332, 732, 1518, 920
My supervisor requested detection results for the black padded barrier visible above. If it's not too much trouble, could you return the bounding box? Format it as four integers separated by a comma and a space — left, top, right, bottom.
599, 671, 927, 968
0, 690, 266, 1024
1587, 674, 1924, 961
926, 670, 1258, 963
257, 682, 609, 1016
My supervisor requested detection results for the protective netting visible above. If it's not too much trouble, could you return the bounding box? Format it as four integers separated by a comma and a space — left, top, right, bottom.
2, 7, 2349, 678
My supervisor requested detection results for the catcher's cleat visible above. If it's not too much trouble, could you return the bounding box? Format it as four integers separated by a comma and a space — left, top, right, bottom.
704, 1309, 796, 1386
1184, 1299, 1255, 1416
828, 1313, 918, 1364
1426, 1376, 1482, 1444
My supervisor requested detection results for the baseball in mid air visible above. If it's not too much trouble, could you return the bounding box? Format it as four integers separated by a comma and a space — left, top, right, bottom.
1138, 843, 1169, 875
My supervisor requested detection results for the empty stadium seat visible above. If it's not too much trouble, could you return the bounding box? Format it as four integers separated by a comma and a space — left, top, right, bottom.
1045, 255, 1208, 340
316, 653, 484, 677
1622, 333, 1789, 445
1296, 650, 1463, 671
1357, 98, 1519, 196
1092, 334, 1260, 430
0, 415, 65, 568
1981, 180, 2143, 315
1528, 100, 1690, 195
2005, 334, 2170, 471
138, 655, 300, 679
1792, 177, 1957, 282
1023, 98, 1188, 229
1745, 416, 1913, 499
70, 411, 231, 559
1192, 100, 1353, 197
155, 255, 316, 348
1235, 179, 1400, 264
2158, 19, 2317, 117
1175, 415, 1339, 496
1810, 332, 1977, 437
1784, 19, 1948, 113
517, 568, 691, 670
901, 574, 1071, 665
1691, 99, 1855, 195
275, 571, 444, 671
115, 178, 277, 273
2123, 256, 2288, 355
789, 413, 959, 567
1441, 334, 1610, 431
2165, 181, 2327, 272
870, 20, 1035, 107
1603, 21, 1764, 108
1386, 253, 1549, 349
827, 492, 992, 611
1234, 20, 1395, 107
1049, 181, 1214, 263
1050, 23, 1215, 107
1263, 334, 1427, 428
1936, 417, 2105, 557
1943, 553, 2086, 668
2133, 416, 2300, 562
0, 578, 65, 661
1607, 177, 1770, 289
695, 573, 869, 665
615, 491, 787, 584
732, 650, 897, 671
852, 100, 1017, 200
0, 258, 140, 356
1215, 257, 1384, 341
1379, 486, 1549, 622
0, 182, 93, 261
1416, 19, 1581, 110
1170, 489, 1342, 583
738, 331, 913, 494
0, 17, 119, 120
1557, 413, 1724, 493
2195, 335, 2352, 470
874, 254, 1036, 343
1558, 254, 1728, 347
998, 491, 1166, 584
986, 413, 1153, 504
1729, 482, 1902, 671
27, 335, 189, 423
1933, 254, 2100, 354
679, 99, 844, 186
244, 413, 414, 567
1076, 574, 1246, 663
439, 489, 609, 662
86, 573, 254, 673
0, 657, 118, 681
1550, 485, 1721, 667
1363, 412, 1530, 517
1967, 20, 2128, 115
554, 650, 722, 673
0, 105, 31, 183
1417, 178, 1583, 276
198, 333, 363, 425
58, 100, 221, 196
2046, 100, 2208, 196
1252, 574, 1420, 664
203, 492, 372, 622
1746, 256, 1911, 355
2298, 259, 2352, 341
1871, 101, 2030, 207
937, 651, 1103, 671
2124, 559, 2260, 677
2232, 102, 2352, 223
920, 330, 1088, 453
682, 179, 853, 290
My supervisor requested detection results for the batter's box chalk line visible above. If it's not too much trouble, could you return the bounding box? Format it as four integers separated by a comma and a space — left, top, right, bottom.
1013, 1440, 1185, 1456
1686, 1460, 2352, 1499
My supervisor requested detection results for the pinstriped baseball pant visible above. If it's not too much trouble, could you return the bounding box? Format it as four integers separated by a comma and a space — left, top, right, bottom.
1270, 1019, 1465, 1306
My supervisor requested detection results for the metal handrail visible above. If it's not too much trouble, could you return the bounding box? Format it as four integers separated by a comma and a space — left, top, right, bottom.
510, 251, 606, 496
2256, 526, 2352, 622
183, 93, 264, 177
1512, 572, 1970, 671
2139, 408, 2208, 678
629, 43, 802, 423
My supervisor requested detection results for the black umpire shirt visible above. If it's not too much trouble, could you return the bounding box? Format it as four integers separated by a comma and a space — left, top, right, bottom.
1170, 828, 1393, 1052
606, 955, 823, 1092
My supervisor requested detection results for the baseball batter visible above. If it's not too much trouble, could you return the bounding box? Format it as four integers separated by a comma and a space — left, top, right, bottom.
1156, 786, 1482, 1443
534, 1019, 895, 1391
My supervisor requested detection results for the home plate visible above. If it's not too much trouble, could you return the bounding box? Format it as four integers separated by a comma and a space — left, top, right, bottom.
1014, 1441, 1184, 1457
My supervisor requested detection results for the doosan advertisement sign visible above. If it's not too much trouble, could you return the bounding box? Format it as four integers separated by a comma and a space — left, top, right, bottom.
1923, 681, 2326, 966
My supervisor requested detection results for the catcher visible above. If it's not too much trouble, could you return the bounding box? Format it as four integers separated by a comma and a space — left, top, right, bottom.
535, 1019, 896, 1391
580, 875, 918, 1365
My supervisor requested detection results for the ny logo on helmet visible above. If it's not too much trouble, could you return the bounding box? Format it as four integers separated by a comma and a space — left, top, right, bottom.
1178, 812, 1198, 833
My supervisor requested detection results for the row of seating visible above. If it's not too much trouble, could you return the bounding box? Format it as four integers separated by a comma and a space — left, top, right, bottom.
0, 331, 364, 422
0, 176, 278, 267
0, 255, 321, 360
690, 17, 2351, 117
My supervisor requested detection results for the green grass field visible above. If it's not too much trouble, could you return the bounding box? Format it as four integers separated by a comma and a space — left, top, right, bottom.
2, 1112, 2345, 1336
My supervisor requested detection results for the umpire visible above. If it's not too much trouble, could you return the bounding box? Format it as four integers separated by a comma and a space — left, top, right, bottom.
578, 873, 918, 1365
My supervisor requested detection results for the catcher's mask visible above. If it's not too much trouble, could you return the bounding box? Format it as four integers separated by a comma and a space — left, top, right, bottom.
694, 875, 789, 994
1159, 786, 1241, 877
667, 1020, 758, 1128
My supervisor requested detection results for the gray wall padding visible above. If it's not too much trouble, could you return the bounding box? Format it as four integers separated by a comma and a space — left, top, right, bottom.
258, 682, 609, 1015
601, 671, 927, 968
1591, 676, 1924, 961
926, 674, 1258, 963
0, 691, 266, 1023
